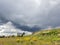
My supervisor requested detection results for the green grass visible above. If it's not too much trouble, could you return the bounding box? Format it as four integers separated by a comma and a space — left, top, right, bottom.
0, 28, 60, 45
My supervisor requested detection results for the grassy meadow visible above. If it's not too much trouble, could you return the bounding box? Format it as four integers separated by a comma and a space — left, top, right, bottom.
0, 28, 60, 45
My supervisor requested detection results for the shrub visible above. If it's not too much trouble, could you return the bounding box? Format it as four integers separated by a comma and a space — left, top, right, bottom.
20, 32, 25, 37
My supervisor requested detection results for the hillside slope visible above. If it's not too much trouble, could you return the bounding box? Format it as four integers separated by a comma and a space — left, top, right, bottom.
33, 28, 60, 36
19, 28, 60, 45
0, 28, 60, 45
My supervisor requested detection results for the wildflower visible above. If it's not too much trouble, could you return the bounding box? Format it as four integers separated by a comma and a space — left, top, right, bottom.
16, 39, 20, 43
23, 37, 30, 41
31, 37, 37, 41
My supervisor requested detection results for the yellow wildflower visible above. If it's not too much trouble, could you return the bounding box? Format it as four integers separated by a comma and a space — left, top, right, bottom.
16, 39, 20, 43
23, 37, 30, 41
31, 37, 37, 41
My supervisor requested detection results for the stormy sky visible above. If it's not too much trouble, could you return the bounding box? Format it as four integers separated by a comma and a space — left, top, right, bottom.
0, 0, 60, 29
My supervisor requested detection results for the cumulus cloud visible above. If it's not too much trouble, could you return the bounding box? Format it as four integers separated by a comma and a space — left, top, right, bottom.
0, 21, 32, 36
0, 0, 60, 29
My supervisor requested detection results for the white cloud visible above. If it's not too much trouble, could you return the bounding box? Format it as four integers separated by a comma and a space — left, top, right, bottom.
0, 21, 32, 36
49, 0, 58, 7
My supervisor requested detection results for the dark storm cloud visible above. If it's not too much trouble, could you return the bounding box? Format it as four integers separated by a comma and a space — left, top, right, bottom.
0, 0, 60, 29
